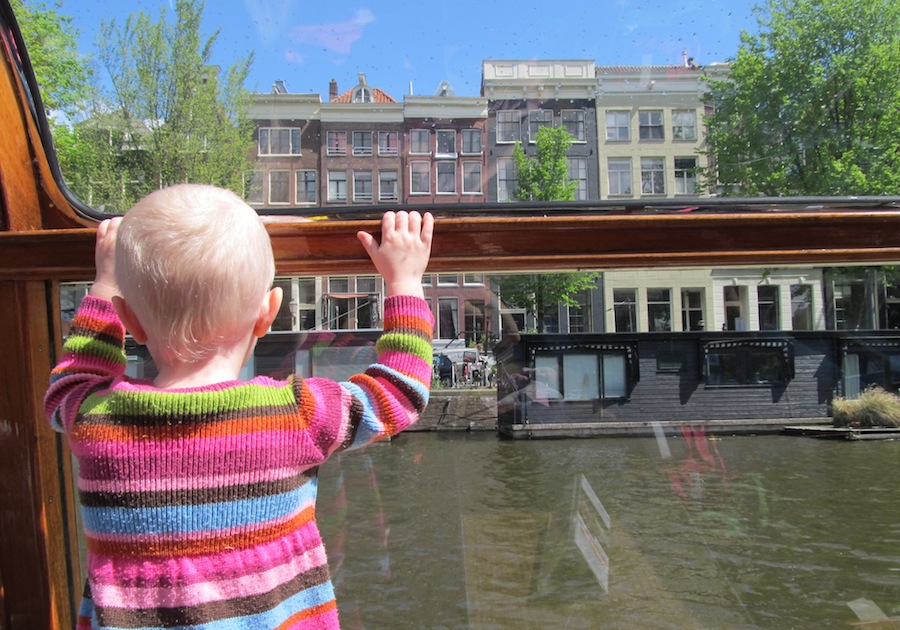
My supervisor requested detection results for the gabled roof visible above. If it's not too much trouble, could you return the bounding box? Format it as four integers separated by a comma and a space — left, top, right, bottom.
331, 86, 397, 103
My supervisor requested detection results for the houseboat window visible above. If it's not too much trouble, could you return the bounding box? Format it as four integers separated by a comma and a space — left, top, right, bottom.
533, 351, 628, 401
704, 341, 792, 387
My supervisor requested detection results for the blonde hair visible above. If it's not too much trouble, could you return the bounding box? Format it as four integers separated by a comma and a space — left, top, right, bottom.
116, 184, 275, 364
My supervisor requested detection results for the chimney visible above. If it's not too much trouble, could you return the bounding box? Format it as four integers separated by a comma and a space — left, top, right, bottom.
272, 80, 287, 94
329, 79, 338, 101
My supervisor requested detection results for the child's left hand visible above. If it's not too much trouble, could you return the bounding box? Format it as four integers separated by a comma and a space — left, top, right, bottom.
89, 217, 122, 301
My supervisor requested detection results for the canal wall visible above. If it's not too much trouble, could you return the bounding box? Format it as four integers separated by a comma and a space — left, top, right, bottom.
413, 388, 498, 431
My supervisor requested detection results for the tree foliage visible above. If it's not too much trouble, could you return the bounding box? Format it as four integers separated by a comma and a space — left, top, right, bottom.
57, 0, 255, 212
704, 0, 900, 196
11, 0, 91, 116
494, 125, 599, 333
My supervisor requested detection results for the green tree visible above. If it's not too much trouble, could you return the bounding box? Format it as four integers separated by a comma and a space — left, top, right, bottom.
704, 0, 900, 196
71, 0, 255, 212
494, 125, 600, 333
11, 0, 91, 117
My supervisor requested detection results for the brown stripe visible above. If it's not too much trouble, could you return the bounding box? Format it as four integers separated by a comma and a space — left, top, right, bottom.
95, 564, 332, 628
80, 469, 315, 509
87, 505, 315, 557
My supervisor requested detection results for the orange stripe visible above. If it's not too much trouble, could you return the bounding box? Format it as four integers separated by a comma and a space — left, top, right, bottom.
87, 505, 315, 558
274, 599, 338, 629
350, 373, 396, 434
72, 411, 305, 442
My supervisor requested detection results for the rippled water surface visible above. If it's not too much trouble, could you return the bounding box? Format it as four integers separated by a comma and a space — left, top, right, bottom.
317, 432, 900, 629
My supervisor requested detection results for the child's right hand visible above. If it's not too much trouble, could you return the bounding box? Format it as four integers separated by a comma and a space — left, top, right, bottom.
357, 211, 433, 298
89, 217, 122, 301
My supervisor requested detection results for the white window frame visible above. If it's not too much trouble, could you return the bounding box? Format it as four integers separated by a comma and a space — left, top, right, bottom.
435, 130, 457, 158
258, 127, 301, 156
410, 161, 430, 194
352, 131, 373, 156
641, 157, 666, 195
496, 111, 521, 143
353, 170, 373, 202
497, 157, 517, 202
327, 170, 347, 202
462, 161, 483, 195
605, 111, 630, 141
528, 109, 553, 142
608, 158, 632, 196
378, 131, 399, 156
561, 110, 586, 142
638, 110, 664, 141
674, 157, 698, 195
461, 128, 482, 155
326, 131, 347, 156
672, 109, 698, 141
436, 161, 456, 194
295, 170, 317, 205
409, 129, 430, 155
567, 157, 587, 201
268, 170, 291, 205
379, 170, 399, 201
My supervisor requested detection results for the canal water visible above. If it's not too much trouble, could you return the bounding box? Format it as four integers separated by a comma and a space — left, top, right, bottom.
316, 432, 900, 629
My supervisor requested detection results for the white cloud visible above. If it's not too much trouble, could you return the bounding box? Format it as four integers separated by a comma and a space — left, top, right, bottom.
290, 8, 377, 55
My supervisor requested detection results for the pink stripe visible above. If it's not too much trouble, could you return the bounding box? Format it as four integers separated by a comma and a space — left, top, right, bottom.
79, 466, 301, 493
116, 374, 289, 394
90, 535, 328, 608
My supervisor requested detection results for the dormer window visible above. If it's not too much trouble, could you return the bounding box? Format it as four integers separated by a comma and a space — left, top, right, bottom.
352, 87, 372, 103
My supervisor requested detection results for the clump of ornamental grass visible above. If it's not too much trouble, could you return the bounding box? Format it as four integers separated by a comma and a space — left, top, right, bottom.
832, 386, 900, 428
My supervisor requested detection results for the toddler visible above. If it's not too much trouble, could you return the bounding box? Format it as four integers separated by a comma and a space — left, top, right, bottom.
44, 184, 434, 629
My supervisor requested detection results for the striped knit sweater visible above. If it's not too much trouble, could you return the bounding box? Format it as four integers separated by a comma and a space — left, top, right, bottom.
44, 294, 433, 630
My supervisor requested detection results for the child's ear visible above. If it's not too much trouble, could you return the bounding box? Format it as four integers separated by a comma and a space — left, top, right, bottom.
253, 287, 283, 338
112, 296, 148, 344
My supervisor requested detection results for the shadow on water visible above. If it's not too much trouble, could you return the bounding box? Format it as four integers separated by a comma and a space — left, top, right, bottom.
317, 433, 900, 629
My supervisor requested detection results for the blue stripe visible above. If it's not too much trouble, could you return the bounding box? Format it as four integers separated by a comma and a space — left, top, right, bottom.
81, 479, 318, 535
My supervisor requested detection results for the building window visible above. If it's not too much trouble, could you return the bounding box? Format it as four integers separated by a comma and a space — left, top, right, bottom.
561, 110, 585, 141
833, 280, 868, 330
410, 161, 430, 194
496, 111, 521, 143
438, 297, 459, 339
640, 157, 665, 195
462, 161, 483, 194
791, 284, 814, 330
647, 289, 672, 332
464, 274, 484, 285
259, 127, 301, 156
269, 170, 290, 204
246, 170, 264, 204
438, 274, 459, 286
352, 86, 372, 103
613, 289, 637, 332
461, 128, 482, 155
682, 289, 705, 331
567, 157, 587, 201
528, 110, 553, 142
295, 170, 316, 204
705, 341, 792, 386
638, 110, 664, 140
758, 285, 780, 330
410, 129, 430, 154
353, 170, 373, 202
327, 170, 347, 202
534, 352, 628, 400
378, 131, 398, 156
568, 289, 592, 333
674, 157, 698, 194
352, 131, 373, 156
436, 162, 456, 194
497, 157, 517, 202
672, 109, 698, 141
724, 285, 746, 331
606, 111, 630, 141
379, 171, 398, 201
296, 277, 316, 330
608, 158, 632, 196
464, 300, 486, 346
436, 130, 457, 157
326, 131, 347, 156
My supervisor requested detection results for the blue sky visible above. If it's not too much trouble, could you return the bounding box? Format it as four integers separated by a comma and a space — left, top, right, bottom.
60, 0, 761, 99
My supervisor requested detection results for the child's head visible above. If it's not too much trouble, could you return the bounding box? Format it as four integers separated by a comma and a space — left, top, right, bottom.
115, 184, 276, 364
